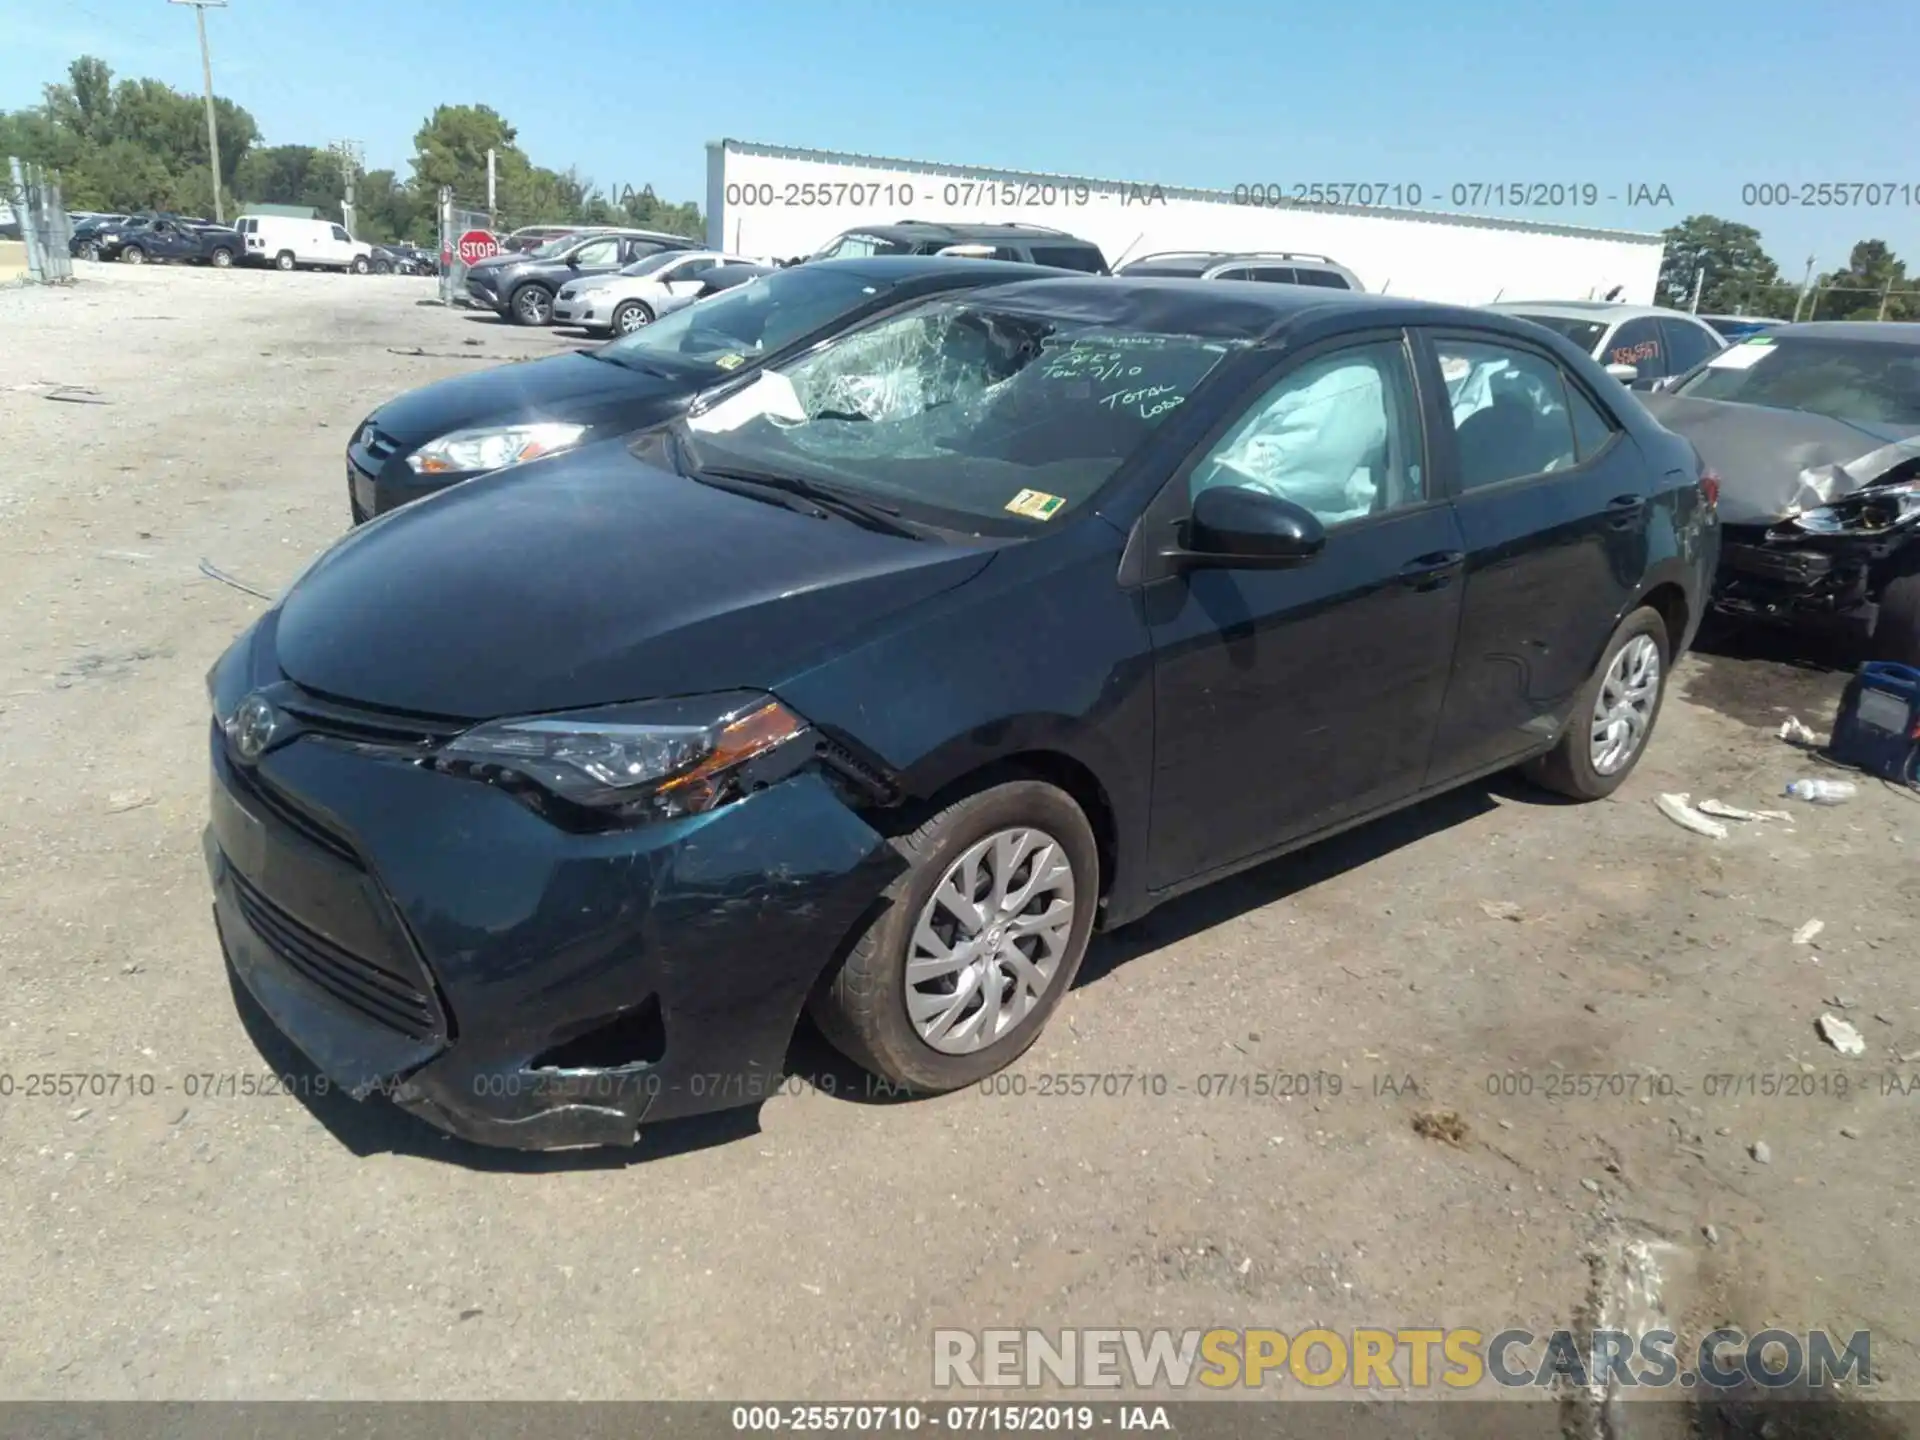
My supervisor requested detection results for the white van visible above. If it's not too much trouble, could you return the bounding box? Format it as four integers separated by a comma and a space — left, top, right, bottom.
234, 215, 376, 273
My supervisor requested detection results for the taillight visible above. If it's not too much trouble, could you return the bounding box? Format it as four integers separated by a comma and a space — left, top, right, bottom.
1699, 470, 1721, 509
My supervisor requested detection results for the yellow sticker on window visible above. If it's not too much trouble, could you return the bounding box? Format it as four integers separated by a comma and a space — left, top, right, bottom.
712, 354, 745, 371
1005, 489, 1067, 520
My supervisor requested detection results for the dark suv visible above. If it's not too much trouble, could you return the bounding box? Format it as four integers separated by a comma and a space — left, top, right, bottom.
464, 229, 699, 324
109, 216, 242, 268
808, 221, 1108, 273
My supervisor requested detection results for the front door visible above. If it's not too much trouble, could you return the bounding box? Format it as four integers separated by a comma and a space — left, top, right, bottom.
1419, 329, 1652, 784
1142, 333, 1467, 889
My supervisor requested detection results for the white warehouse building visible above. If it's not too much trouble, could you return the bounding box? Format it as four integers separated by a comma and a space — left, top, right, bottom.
705, 139, 1666, 306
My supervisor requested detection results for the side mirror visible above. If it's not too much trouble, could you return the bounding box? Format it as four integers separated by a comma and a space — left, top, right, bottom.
1165, 486, 1326, 569
1604, 363, 1638, 383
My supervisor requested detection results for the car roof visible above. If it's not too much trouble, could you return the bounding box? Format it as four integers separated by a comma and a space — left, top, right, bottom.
1765, 321, 1920, 346
947, 275, 1524, 346
1487, 301, 1710, 324
840, 220, 1093, 245
804, 254, 1066, 284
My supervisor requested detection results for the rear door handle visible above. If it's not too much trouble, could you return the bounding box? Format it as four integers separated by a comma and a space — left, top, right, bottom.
1398, 550, 1466, 590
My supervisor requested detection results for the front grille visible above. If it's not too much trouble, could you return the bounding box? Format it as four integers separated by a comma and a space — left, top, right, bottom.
223, 755, 362, 869
230, 868, 441, 1041
276, 687, 465, 749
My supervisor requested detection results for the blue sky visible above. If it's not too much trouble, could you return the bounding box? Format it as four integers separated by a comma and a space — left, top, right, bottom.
5, 0, 1917, 279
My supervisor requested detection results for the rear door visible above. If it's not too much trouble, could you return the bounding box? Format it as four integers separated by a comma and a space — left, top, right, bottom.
1657, 317, 1723, 387
1142, 330, 1468, 887
1419, 328, 1652, 784
1601, 317, 1668, 385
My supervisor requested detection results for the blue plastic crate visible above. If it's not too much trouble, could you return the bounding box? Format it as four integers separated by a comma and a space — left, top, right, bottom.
1829, 662, 1920, 783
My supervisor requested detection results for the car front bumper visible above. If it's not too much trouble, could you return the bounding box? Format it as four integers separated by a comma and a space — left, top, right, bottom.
1712, 523, 1905, 625
465, 276, 504, 309
203, 695, 903, 1149
551, 295, 602, 325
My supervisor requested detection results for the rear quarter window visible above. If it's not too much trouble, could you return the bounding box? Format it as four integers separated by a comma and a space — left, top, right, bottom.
1028, 246, 1107, 273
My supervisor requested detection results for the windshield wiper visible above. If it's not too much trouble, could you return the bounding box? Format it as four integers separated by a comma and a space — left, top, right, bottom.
694, 466, 923, 540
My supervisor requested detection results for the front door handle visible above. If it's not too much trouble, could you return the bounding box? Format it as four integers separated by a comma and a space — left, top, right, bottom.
1398, 550, 1466, 590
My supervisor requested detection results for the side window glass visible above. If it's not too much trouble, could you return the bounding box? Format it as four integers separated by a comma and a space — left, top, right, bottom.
1247, 267, 1297, 284
330, 225, 350, 242
1603, 319, 1664, 379
1564, 379, 1618, 462
1212, 267, 1254, 280
575, 239, 618, 266
1294, 269, 1351, 289
1190, 340, 1425, 526
1435, 338, 1579, 489
1659, 318, 1718, 378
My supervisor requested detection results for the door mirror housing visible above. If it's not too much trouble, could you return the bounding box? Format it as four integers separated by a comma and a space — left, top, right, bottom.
1165, 485, 1327, 569
1604, 363, 1638, 383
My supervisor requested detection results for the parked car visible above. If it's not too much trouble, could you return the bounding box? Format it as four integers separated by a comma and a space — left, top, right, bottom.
234, 215, 375, 273
1641, 322, 1920, 662
348, 256, 1058, 523
215, 278, 1716, 1149
463, 229, 700, 325
113, 217, 243, 268
551, 249, 758, 335
1114, 250, 1364, 291
809, 221, 1109, 273
68, 214, 132, 260
694, 262, 773, 296
501, 224, 580, 254
1487, 301, 1726, 391
1700, 315, 1787, 341
369, 243, 435, 276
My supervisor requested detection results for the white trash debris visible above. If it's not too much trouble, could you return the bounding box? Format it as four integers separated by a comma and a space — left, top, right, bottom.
1779, 716, 1821, 746
1818, 1013, 1866, 1057
1792, 919, 1825, 946
1479, 900, 1524, 922
1784, 778, 1857, 804
1655, 793, 1728, 839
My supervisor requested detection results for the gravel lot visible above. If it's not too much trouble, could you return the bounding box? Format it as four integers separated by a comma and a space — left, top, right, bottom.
2, 263, 1916, 1410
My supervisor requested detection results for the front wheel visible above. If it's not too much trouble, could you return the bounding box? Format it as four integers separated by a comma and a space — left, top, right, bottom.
510, 284, 554, 325
351, 255, 370, 275
1872, 554, 1920, 666
78, 242, 99, 261
810, 780, 1099, 1093
121, 245, 146, 265
611, 299, 654, 335
1524, 606, 1671, 800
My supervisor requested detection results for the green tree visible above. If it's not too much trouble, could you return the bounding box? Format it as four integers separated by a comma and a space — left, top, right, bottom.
1656, 214, 1782, 315
409, 103, 518, 206
355, 168, 429, 244
1812, 240, 1916, 321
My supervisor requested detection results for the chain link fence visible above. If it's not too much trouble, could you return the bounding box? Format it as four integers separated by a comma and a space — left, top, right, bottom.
5, 157, 74, 285
435, 191, 496, 306
1700, 281, 1920, 323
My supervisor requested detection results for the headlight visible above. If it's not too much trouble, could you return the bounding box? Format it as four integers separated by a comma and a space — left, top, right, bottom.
1787, 480, 1920, 536
432, 691, 808, 822
405, 422, 588, 475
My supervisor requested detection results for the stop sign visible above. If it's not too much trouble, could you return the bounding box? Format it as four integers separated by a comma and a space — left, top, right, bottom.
456, 229, 499, 265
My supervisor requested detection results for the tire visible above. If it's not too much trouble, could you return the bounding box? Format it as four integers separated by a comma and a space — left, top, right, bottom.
611, 300, 653, 335
373, 259, 392, 275
210, 247, 233, 268
351, 255, 370, 275
121, 245, 146, 265
1524, 606, 1671, 800
510, 284, 554, 325
809, 780, 1099, 1093
274, 250, 295, 272
1871, 554, 1920, 666
78, 242, 99, 261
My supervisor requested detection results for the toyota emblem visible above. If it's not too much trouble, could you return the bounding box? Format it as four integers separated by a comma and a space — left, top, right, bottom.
227, 693, 281, 764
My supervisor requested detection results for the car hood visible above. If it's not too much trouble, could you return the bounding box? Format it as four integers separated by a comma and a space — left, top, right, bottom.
274, 446, 999, 719
1642, 392, 1920, 525
367, 351, 695, 451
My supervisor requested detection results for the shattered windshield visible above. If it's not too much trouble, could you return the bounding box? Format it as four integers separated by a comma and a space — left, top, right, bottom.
1676, 338, 1920, 428
598, 265, 895, 374
679, 298, 1247, 533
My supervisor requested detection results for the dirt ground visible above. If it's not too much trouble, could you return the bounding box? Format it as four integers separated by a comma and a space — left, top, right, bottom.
2, 262, 1916, 1413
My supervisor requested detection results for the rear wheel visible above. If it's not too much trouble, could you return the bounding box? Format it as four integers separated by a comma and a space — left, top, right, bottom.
373, 258, 392, 275
121, 245, 146, 265
611, 299, 653, 335
1525, 606, 1670, 799
210, 247, 233, 268
274, 250, 295, 272
1872, 554, 1920, 666
809, 780, 1099, 1093
510, 284, 554, 325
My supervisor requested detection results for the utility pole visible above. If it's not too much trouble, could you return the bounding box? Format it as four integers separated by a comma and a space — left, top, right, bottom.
168, 0, 229, 223
1689, 265, 1706, 313
1878, 277, 1895, 322
486, 148, 497, 230
1791, 255, 1816, 323
328, 140, 363, 236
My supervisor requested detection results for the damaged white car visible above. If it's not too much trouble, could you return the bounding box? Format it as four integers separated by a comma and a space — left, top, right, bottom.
1642, 321, 1920, 663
